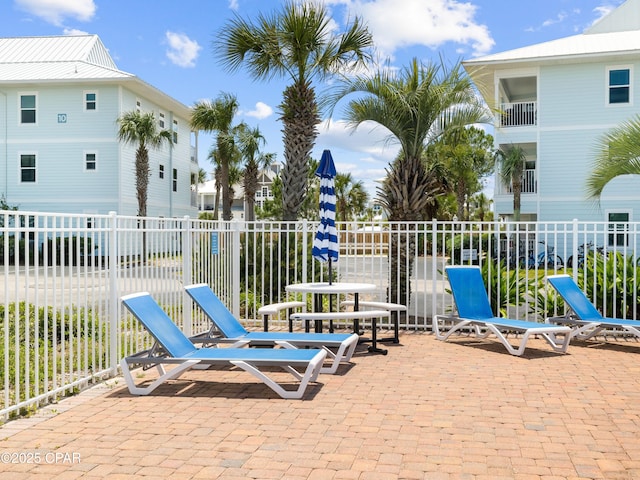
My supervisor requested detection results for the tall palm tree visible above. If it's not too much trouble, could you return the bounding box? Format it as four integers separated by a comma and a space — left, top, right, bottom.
236, 124, 276, 222
117, 110, 172, 217
327, 57, 491, 302
496, 145, 527, 221
190, 93, 239, 221
216, 1, 373, 221
328, 58, 491, 222
587, 115, 640, 200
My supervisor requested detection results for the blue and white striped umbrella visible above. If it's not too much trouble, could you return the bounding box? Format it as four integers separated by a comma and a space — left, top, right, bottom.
312, 149, 338, 283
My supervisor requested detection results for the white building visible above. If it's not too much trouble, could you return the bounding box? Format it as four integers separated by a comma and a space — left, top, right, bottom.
464, 0, 640, 232
196, 164, 279, 221
0, 34, 199, 217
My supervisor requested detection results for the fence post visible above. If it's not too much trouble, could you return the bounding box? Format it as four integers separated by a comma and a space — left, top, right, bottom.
108, 211, 119, 375
182, 216, 192, 337
302, 220, 308, 282
431, 218, 438, 326
232, 221, 241, 318
572, 218, 579, 282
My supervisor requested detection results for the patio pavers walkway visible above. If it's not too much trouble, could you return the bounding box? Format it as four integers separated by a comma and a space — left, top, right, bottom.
2, 332, 640, 479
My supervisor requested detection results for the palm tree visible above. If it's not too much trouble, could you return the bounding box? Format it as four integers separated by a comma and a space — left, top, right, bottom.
328, 58, 491, 222
327, 57, 491, 302
216, 1, 373, 221
117, 110, 172, 217
587, 115, 640, 200
206, 147, 222, 221
334, 173, 369, 222
236, 124, 276, 222
496, 145, 527, 221
470, 192, 492, 221
190, 93, 239, 221
431, 126, 494, 220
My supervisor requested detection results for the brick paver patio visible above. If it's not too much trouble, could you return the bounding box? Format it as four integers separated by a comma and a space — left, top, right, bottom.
1, 332, 640, 479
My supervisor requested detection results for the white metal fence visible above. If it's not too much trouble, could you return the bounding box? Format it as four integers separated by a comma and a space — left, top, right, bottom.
2, 211, 640, 420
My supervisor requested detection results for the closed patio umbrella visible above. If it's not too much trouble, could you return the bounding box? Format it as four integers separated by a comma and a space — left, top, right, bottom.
312, 149, 338, 284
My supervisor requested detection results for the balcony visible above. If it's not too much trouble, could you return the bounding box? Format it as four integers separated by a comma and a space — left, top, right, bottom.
500, 101, 537, 127
496, 168, 537, 195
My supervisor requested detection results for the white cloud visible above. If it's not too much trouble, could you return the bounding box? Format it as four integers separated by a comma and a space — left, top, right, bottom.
317, 118, 398, 160
16, 0, 96, 26
63, 28, 89, 36
315, 118, 399, 195
165, 31, 201, 68
228, 0, 239, 10
245, 102, 274, 119
592, 2, 624, 23
327, 0, 494, 59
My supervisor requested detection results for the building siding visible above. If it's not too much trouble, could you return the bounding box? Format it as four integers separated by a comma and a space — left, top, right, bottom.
0, 35, 198, 218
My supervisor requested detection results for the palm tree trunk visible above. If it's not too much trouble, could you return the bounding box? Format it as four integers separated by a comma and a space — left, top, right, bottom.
221, 160, 232, 221
135, 146, 150, 264
388, 225, 416, 305
280, 81, 319, 221
513, 182, 522, 221
383, 155, 435, 305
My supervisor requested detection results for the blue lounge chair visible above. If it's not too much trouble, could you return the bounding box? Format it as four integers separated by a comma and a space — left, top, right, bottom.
184, 283, 359, 374
546, 274, 640, 340
434, 266, 571, 356
120, 292, 326, 399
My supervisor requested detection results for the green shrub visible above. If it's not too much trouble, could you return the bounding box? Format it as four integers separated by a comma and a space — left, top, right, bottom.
582, 251, 640, 318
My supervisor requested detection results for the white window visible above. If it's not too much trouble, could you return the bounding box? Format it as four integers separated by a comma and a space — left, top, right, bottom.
607, 66, 632, 105
158, 112, 165, 129
20, 93, 37, 124
607, 212, 630, 247
84, 91, 97, 111
172, 168, 178, 192
85, 152, 97, 171
173, 120, 178, 144
20, 153, 36, 182
136, 99, 141, 112
159, 164, 165, 179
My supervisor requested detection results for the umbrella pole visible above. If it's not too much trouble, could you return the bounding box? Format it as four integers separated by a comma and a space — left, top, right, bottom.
328, 258, 332, 285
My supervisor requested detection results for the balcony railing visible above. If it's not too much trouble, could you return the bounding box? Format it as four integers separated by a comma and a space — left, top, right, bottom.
496, 169, 537, 194
500, 101, 537, 127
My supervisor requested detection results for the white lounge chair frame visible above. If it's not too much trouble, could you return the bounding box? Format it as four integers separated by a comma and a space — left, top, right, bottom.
184, 283, 359, 373
434, 266, 571, 356
546, 274, 640, 341
121, 292, 327, 399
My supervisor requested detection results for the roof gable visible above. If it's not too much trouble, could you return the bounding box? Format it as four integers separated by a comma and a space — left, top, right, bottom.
464, 0, 640, 66
585, 0, 640, 34
0, 34, 191, 118
0, 35, 116, 69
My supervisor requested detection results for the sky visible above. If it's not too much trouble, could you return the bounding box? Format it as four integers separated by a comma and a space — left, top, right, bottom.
0, 0, 627, 198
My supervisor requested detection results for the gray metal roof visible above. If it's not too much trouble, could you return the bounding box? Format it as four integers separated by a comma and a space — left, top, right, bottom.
463, 30, 640, 67
0, 35, 127, 80
462, 0, 640, 107
0, 34, 190, 117
465, 0, 640, 67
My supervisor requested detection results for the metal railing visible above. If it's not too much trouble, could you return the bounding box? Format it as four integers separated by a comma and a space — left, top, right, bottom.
495, 169, 537, 195
2, 212, 640, 420
500, 101, 537, 127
